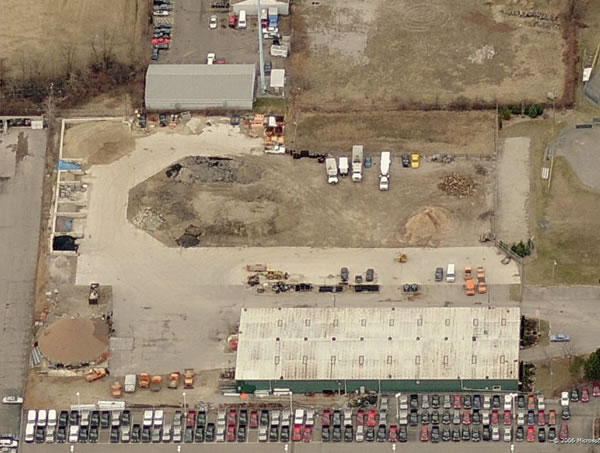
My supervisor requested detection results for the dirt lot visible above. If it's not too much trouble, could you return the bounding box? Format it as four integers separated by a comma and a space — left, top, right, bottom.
290, 0, 566, 108
62, 121, 136, 165
291, 111, 495, 155
128, 154, 493, 248
0, 0, 148, 78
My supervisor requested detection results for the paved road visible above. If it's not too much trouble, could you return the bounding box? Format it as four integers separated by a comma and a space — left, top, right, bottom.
19, 440, 600, 453
0, 129, 46, 435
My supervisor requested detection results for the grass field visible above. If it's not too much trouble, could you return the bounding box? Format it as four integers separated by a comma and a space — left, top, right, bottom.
0, 0, 148, 78
290, 0, 566, 108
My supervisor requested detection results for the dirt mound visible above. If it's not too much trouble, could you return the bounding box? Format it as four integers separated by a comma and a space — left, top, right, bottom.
403, 207, 451, 244
38, 318, 109, 365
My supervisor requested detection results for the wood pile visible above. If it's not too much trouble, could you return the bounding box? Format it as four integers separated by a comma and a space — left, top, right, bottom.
438, 173, 476, 198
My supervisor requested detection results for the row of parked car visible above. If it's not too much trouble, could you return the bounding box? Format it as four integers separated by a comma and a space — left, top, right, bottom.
151, 0, 172, 61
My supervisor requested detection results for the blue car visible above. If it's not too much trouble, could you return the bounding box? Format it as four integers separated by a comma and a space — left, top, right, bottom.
364, 156, 372, 168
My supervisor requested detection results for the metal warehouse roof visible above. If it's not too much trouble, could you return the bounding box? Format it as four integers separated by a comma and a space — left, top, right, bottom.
145, 64, 256, 108
235, 307, 520, 381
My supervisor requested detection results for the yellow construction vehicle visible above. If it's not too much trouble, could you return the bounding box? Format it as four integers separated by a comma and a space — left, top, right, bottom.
111, 381, 122, 398
395, 253, 407, 263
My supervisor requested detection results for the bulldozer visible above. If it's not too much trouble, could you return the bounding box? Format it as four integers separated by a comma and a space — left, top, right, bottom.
168, 372, 180, 389
83, 368, 107, 382
184, 369, 195, 389
150, 375, 162, 392
111, 381, 122, 398
394, 253, 407, 263
138, 373, 150, 389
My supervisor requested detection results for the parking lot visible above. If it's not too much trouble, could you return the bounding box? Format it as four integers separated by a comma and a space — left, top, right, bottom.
19, 391, 597, 450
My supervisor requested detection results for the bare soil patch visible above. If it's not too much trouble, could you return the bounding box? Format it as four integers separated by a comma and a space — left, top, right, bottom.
127, 155, 493, 248
62, 121, 135, 165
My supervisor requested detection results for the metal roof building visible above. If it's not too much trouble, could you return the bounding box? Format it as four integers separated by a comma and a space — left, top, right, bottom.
235, 307, 520, 394
144, 64, 256, 111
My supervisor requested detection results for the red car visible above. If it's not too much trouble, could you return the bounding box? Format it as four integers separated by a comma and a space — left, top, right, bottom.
355, 409, 365, 426
527, 394, 536, 410
491, 410, 499, 425
593, 382, 600, 397
186, 411, 196, 427
548, 409, 556, 426
322, 410, 331, 427
581, 387, 590, 403
503, 410, 511, 426
420, 426, 429, 442
388, 425, 398, 442
249, 410, 258, 429
537, 410, 545, 426
462, 411, 471, 425
526, 426, 535, 442
366, 410, 377, 428
453, 395, 462, 409
292, 425, 303, 442
226, 425, 235, 442
303, 425, 312, 442
559, 423, 568, 440
227, 409, 236, 426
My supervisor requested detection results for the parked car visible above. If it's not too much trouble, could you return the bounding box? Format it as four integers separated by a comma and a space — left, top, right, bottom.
548, 426, 556, 442
340, 267, 349, 282
581, 387, 590, 402
526, 426, 535, 442
209, 15, 218, 29
516, 425, 524, 442
559, 423, 568, 440
463, 395, 472, 409
550, 334, 570, 342
419, 427, 429, 442
538, 427, 546, 442
593, 382, 600, 397
264, 61, 272, 75
207, 52, 216, 65
364, 156, 372, 168
1, 396, 23, 405
570, 388, 580, 402
491, 426, 500, 441
401, 154, 410, 168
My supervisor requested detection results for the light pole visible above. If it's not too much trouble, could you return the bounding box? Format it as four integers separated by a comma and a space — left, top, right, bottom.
183, 392, 187, 415
76, 392, 80, 409
392, 442, 396, 452
552, 260, 558, 283
511, 443, 515, 453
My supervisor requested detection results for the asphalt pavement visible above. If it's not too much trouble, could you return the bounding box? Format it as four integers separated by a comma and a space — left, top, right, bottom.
0, 128, 46, 435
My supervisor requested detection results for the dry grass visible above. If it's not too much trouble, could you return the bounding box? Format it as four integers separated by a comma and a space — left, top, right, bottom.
535, 357, 578, 397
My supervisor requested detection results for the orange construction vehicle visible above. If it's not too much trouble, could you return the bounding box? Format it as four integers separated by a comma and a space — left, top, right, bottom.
465, 279, 475, 296
464, 266, 472, 280
477, 266, 487, 294
150, 375, 162, 392
138, 373, 150, 389
184, 369, 195, 389
168, 372, 180, 389
111, 381, 122, 398
84, 368, 107, 382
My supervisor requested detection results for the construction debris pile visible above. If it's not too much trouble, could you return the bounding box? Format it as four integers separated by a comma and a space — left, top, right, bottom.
500, 9, 559, 29
246, 114, 285, 153
428, 153, 455, 164
437, 173, 477, 198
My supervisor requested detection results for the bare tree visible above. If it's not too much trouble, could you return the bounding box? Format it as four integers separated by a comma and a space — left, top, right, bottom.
89, 27, 116, 71
61, 43, 77, 78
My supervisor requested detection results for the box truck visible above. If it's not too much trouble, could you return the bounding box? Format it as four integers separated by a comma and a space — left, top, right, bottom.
325, 158, 339, 184
352, 145, 363, 182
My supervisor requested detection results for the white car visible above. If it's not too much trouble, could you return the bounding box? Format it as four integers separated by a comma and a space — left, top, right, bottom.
37, 409, 47, 427
48, 409, 57, 427
561, 391, 570, 407
503, 427, 512, 442
537, 395, 545, 410
154, 409, 164, 427
209, 15, 218, 29
68, 426, 79, 443
482, 410, 490, 425
143, 410, 153, 427
483, 395, 491, 410
153, 10, 169, 16
1, 396, 23, 405
517, 412, 525, 426
355, 425, 364, 442
293, 408, 305, 425
207, 52, 216, 65
504, 394, 512, 411
492, 426, 500, 441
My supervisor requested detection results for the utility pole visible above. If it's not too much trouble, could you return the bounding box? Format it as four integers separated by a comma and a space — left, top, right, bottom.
256, 0, 266, 94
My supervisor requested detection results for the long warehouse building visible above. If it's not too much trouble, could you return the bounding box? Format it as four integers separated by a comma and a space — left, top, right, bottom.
235, 306, 520, 394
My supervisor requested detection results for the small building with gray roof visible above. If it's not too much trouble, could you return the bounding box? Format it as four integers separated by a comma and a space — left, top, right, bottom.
145, 64, 256, 111
235, 306, 520, 394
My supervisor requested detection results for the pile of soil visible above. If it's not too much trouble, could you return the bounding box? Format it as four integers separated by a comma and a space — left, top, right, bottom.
38, 318, 109, 365
403, 207, 451, 244
169, 156, 262, 184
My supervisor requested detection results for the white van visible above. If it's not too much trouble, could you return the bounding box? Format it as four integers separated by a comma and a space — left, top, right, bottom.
26, 410, 36, 425
238, 10, 247, 29
37, 409, 47, 427
446, 264, 456, 283
25, 424, 35, 443
48, 409, 57, 427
